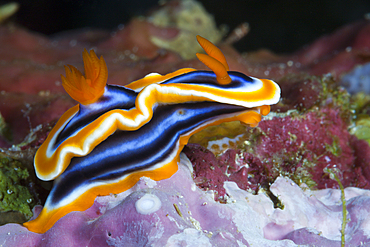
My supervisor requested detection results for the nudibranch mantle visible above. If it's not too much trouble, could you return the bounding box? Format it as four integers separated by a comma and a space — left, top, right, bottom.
36, 71, 278, 181
24, 35, 280, 234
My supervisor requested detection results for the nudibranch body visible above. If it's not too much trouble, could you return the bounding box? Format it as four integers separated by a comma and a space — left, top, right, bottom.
24, 35, 280, 233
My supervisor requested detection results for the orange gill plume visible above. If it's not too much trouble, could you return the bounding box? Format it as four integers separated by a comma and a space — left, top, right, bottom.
61, 49, 108, 105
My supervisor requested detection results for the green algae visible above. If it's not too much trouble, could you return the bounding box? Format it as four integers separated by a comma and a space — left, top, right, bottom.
349, 91, 370, 115
0, 2, 19, 24
320, 74, 351, 112
325, 168, 348, 247
267, 151, 318, 190
349, 92, 370, 145
262, 187, 284, 210
0, 155, 36, 219
350, 117, 370, 145
0, 112, 12, 142
325, 137, 342, 157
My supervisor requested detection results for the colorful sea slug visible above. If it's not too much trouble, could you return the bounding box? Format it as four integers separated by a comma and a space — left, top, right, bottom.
23, 36, 280, 233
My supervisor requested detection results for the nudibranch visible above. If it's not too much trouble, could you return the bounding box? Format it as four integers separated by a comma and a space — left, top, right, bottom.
23, 35, 280, 233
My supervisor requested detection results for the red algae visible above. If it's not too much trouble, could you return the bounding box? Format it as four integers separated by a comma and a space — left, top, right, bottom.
255, 108, 357, 189
351, 137, 370, 187
183, 144, 228, 199
185, 107, 370, 200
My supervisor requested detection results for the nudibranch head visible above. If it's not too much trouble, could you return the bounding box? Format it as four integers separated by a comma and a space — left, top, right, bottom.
61, 49, 108, 105
24, 36, 280, 234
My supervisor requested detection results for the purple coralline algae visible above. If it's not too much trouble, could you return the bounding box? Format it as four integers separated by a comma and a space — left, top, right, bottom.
1, 156, 370, 246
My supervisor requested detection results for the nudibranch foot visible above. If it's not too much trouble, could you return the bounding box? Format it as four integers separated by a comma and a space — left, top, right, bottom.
24, 35, 280, 233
